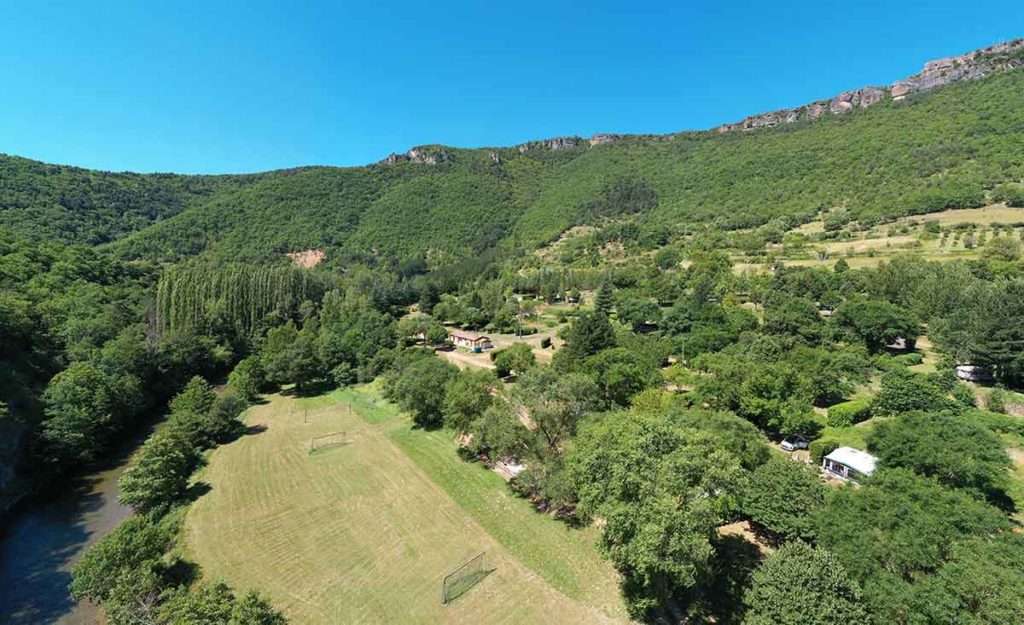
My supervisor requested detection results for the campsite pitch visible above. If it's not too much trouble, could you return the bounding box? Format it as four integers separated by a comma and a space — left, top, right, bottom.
182, 385, 627, 624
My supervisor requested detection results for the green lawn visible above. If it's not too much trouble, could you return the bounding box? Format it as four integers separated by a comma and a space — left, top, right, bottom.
298, 381, 398, 424
819, 417, 884, 449
386, 424, 621, 613
345, 384, 624, 616
183, 386, 627, 625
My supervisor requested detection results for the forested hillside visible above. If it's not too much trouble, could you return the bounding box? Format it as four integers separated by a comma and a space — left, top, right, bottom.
1, 61, 1023, 267
0, 155, 258, 245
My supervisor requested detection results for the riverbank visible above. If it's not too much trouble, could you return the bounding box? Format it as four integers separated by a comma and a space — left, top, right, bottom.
0, 419, 160, 624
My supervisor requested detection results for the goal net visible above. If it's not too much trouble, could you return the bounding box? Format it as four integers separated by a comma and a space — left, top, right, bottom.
441, 551, 488, 605
308, 431, 346, 454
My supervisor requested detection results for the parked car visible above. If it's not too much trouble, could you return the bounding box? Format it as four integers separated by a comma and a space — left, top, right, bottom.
780, 435, 809, 452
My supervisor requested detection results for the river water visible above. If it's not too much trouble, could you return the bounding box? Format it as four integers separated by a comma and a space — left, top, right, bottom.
0, 424, 155, 624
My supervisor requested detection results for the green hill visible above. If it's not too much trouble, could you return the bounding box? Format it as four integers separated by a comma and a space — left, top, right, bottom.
3, 56, 1024, 267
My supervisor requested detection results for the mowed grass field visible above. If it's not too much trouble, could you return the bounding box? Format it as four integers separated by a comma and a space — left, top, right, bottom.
182, 383, 628, 624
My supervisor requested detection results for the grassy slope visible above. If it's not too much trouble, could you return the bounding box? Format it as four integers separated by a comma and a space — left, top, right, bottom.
182, 386, 627, 624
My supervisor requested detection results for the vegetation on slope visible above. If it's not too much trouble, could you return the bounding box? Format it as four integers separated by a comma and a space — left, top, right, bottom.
0, 155, 255, 245
2, 65, 1024, 268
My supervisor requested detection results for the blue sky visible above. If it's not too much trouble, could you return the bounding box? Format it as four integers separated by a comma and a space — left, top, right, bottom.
1, 1, 1022, 173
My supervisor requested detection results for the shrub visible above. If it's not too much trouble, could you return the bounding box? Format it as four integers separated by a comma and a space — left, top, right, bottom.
986, 388, 1007, 414
331, 362, 356, 387
892, 352, 923, 367
993, 183, 1024, 208
962, 408, 1024, 436
810, 438, 840, 465
827, 399, 872, 427
952, 382, 976, 407
873, 369, 956, 416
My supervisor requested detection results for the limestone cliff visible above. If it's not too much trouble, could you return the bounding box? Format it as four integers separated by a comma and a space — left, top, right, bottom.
715, 39, 1023, 132
378, 39, 1024, 162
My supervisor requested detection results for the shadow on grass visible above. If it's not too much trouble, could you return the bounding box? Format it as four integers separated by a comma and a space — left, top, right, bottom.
243, 423, 268, 436
218, 423, 267, 445
163, 557, 201, 588
281, 380, 335, 398
307, 441, 351, 456
184, 482, 212, 503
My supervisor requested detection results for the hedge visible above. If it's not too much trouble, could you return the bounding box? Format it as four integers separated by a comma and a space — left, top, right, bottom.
810, 438, 841, 465
892, 352, 924, 367
827, 399, 872, 427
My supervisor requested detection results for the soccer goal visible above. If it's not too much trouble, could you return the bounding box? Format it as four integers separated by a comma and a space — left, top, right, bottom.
308, 431, 347, 454
441, 551, 489, 605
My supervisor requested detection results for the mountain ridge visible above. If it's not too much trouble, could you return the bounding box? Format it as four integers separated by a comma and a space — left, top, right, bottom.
378, 38, 1024, 164
2, 39, 1024, 268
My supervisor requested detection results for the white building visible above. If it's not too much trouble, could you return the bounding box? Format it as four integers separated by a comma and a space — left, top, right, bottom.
822, 446, 878, 483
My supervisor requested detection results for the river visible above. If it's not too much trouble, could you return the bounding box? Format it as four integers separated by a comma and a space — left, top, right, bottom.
0, 424, 156, 624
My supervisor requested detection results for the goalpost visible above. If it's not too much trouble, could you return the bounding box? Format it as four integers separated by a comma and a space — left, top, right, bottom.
308, 431, 347, 454
441, 551, 488, 605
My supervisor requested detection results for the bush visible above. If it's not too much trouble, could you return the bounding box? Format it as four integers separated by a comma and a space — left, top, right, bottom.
873, 369, 956, 416
331, 362, 356, 387
810, 438, 840, 465
827, 399, 872, 427
993, 183, 1024, 208
986, 388, 1007, 414
952, 382, 976, 407
892, 352, 923, 367
962, 408, 1024, 436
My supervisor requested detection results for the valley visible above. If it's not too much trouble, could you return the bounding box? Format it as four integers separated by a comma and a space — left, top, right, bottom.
3, 33, 1024, 625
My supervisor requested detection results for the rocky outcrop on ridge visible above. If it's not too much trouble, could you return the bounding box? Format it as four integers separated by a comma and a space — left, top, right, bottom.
378, 145, 450, 165
378, 39, 1024, 162
715, 39, 1023, 132
515, 136, 583, 152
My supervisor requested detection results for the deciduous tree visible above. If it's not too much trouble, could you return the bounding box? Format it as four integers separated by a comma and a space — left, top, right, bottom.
745, 542, 867, 625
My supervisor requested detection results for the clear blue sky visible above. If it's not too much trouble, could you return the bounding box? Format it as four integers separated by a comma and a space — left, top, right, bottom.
1, 1, 1022, 174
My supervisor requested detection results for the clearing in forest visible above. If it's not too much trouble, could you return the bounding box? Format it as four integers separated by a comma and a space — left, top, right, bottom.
182, 385, 627, 624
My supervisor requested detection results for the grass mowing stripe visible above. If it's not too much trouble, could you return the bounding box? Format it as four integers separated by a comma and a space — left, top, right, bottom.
386, 423, 623, 617
332, 383, 624, 619
185, 390, 625, 624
